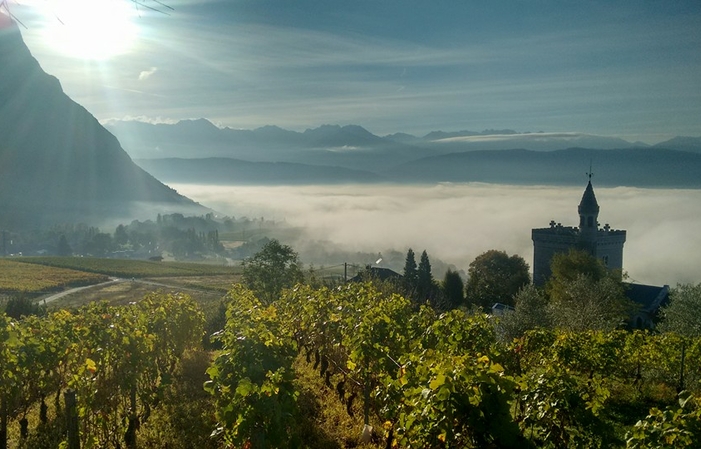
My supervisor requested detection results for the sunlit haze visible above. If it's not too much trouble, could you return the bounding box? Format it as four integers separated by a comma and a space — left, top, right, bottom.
9, 1, 701, 142
36, 0, 138, 60
170, 183, 701, 287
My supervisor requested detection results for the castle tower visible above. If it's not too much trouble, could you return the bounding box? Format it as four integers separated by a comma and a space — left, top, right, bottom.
531, 180, 626, 285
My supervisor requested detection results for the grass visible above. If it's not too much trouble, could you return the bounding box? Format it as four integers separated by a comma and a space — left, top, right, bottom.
293, 354, 384, 449
0, 259, 108, 294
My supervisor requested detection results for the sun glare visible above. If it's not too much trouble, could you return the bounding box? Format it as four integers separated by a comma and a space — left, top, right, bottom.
42, 0, 138, 60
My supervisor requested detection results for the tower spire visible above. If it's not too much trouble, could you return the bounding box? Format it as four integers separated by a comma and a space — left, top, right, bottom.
578, 162, 600, 242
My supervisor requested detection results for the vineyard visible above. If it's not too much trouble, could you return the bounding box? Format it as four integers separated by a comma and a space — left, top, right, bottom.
18, 257, 237, 278
1, 281, 699, 448
207, 283, 701, 448
0, 293, 206, 449
0, 260, 109, 294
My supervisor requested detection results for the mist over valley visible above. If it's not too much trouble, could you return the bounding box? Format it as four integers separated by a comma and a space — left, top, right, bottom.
169, 182, 701, 287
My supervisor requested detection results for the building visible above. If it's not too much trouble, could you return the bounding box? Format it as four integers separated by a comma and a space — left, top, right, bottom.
625, 283, 670, 329
531, 177, 627, 285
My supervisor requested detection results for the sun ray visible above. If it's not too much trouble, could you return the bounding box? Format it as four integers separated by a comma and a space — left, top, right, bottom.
40, 0, 139, 60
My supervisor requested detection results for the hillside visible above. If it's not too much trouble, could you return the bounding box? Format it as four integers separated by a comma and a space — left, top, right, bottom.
0, 21, 207, 229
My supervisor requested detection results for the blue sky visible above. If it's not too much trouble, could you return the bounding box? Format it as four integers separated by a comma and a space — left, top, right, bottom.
10, 0, 701, 143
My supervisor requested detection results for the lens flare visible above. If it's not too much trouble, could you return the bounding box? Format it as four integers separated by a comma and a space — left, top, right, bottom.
42, 0, 138, 60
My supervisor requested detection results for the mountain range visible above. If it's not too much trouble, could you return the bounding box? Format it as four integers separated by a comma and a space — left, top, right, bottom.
106, 119, 701, 188
0, 20, 208, 230
2, 15, 700, 233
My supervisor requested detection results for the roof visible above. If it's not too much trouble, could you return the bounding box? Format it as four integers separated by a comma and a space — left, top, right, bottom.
626, 283, 669, 312
578, 181, 600, 215
349, 267, 402, 283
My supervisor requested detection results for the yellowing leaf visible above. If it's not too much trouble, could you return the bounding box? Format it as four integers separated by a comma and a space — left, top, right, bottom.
429, 373, 446, 390
85, 358, 97, 374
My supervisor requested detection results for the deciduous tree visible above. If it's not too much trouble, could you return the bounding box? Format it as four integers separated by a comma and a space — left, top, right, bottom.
548, 274, 634, 332
465, 250, 530, 309
242, 239, 304, 304
658, 283, 701, 337
498, 284, 550, 340
546, 248, 609, 300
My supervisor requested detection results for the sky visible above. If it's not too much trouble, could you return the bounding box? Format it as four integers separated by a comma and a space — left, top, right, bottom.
5, 0, 701, 144
171, 183, 701, 287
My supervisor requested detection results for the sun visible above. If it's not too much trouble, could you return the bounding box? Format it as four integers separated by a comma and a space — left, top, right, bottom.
41, 0, 139, 60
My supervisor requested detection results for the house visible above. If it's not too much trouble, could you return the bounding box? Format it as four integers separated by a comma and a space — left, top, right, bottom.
349, 266, 402, 283
626, 283, 670, 329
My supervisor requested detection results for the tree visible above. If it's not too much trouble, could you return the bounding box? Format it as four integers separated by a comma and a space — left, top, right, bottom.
114, 224, 129, 246
548, 274, 634, 332
242, 239, 304, 304
440, 269, 464, 311
84, 232, 113, 257
402, 248, 418, 293
498, 284, 551, 341
658, 283, 701, 337
545, 248, 609, 300
56, 234, 72, 256
416, 250, 437, 302
544, 249, 634, 332
465, 250, 530, 310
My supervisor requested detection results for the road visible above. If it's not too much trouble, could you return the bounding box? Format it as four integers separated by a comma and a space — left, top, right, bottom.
40, 278, 204, 305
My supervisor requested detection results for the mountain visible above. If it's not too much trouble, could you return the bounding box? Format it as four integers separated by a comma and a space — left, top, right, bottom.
135, 158, 383, 185
653, 136, 701, 153
383, 147, 701, 188
0, 19, 207, 229
106, 119, 649, 171
105, 120, 437, 171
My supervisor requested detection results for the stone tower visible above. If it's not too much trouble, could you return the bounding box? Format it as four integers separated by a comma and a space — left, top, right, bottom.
531, 180, 626, 285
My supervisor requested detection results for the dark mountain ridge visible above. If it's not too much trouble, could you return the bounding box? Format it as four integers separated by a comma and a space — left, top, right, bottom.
0, 20, 207, 229
383, 147, 701, 188
135, 146, 701, 188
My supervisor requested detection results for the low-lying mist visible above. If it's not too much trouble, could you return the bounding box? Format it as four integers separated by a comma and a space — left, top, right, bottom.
171, 183, 701, 287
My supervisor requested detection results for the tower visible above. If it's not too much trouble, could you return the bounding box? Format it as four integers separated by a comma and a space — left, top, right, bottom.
531, 179, 626, 285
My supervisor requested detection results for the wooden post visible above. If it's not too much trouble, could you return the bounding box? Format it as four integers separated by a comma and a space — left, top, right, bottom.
65, 389, 80, 449
124, 385, 138, 449
0, 397, 7, 449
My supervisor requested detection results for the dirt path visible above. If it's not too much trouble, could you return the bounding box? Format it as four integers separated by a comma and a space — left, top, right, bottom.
40, 277, 209, 305
40, 278, 124, 304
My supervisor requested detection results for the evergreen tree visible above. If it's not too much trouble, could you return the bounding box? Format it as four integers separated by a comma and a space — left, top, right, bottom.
402, 248, 418, 293
440, 269, 465, 311
416, 250, 437, 302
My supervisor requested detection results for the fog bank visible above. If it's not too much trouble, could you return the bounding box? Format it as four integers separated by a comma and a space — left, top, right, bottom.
171, 183, 701, 286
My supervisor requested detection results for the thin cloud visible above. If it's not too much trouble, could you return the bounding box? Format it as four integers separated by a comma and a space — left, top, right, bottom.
138, 67, 158, 81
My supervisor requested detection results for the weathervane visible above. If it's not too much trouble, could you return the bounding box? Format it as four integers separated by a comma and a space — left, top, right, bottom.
586, 159, 594, 181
